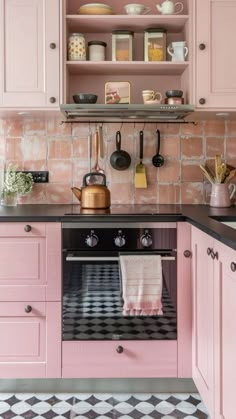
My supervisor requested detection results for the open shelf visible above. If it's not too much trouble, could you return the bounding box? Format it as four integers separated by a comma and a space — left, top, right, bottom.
66, 14, 189, 33
66, 61, 189, 76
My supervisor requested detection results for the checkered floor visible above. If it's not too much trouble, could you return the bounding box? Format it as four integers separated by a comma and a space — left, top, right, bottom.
63, 262, 177, 341
0, 393, 210, 418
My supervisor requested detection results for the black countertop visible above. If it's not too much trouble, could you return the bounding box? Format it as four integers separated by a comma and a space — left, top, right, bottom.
0, 203, 235, 250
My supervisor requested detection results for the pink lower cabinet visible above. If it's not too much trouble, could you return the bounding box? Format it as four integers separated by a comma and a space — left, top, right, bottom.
0, 301, 61, 378
62, 341, 177, 378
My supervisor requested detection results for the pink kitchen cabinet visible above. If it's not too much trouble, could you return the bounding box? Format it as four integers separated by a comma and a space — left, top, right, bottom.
0, 0, 60, 108
195, 0, 236, 109
0, 222, 62, 378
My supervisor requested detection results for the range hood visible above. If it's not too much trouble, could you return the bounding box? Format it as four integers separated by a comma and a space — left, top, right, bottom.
60, 103, 194, 122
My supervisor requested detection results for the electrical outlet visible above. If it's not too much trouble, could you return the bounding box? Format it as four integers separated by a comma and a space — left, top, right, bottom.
17, 171, 49, 183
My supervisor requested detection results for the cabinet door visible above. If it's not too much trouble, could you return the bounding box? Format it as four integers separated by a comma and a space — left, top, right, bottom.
191, 227, 214, 418
0, 301, 61, 377
214, 241, 236, 419
0, 0, 59, 107
195, 0, 236, 108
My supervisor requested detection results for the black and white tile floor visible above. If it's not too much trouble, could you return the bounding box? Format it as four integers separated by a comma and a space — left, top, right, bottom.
0, 393, 210, 419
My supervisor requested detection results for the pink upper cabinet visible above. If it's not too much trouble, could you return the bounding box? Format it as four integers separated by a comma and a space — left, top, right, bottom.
0, 0, 60, 107
195, 0, 236, 109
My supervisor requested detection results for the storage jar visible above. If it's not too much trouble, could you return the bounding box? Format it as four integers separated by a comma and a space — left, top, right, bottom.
88, 40, 107, 61
112, 30, 134, 61
68, 33, 86, 61
144, 28, 167, 62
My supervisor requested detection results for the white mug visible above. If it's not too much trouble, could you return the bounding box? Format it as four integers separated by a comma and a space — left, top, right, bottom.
124, 3, 151, 15
156, 0, 184, 15
142, 90, 162, 104
167, 41, 188, 62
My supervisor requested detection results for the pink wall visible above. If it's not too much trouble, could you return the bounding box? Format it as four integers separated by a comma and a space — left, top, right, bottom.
0, 117, 235, 205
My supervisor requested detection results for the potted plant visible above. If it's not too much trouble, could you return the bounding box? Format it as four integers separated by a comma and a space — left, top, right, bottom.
1, 164, 33, 206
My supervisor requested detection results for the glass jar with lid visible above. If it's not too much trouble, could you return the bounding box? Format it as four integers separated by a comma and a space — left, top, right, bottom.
144, 28, 167, 62
68, 33, 86, 61
112, 30, 134, 61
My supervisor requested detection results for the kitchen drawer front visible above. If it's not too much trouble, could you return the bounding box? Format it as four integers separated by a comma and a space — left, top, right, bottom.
0, 223, 61, 301
0, 302, 61, 378
62, 341, 177, 378
0, 223, 46, 237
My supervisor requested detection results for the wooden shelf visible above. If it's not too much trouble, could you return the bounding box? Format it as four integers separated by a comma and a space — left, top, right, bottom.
66, 61, 189, 76
66, 14, 189, 33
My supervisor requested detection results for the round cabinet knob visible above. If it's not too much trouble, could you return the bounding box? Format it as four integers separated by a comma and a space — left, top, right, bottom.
183, 250, 192, 258
25, 305, 32, 313
116, 345, 124, 354
85, 231, 99, 247
231, 262, 236, 272
24, 224, 32, 232
50, 42, 56, 49
199, 43, 206, 50
49, 97, 56, 103
114, 230, 126, 248
140, 230, 152, 248
199, 98, 206, 105
210, 249, 218, 260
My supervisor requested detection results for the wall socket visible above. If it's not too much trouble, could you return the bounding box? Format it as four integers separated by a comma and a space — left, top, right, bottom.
17, 171, 49, 183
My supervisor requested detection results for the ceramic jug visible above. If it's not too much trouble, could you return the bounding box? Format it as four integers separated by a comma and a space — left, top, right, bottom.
210, 183, 236, 207
156, 0, 184, 15
167, 41, 188, 62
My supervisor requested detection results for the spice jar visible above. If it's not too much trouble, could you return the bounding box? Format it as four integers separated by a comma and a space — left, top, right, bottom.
112, 30, 134, 61
88, 41, 107, 61
68, 33, 86, 61
144, 28, 167, 62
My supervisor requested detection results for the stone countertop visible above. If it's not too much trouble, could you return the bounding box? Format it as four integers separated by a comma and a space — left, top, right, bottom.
0, 203, 235, 250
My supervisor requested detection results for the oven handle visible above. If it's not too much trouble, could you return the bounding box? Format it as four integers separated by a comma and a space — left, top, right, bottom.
66, 256, 176, 261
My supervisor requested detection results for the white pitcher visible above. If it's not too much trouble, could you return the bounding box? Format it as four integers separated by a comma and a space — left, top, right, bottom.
167, 41, 188, 62
156, 0, 184, 15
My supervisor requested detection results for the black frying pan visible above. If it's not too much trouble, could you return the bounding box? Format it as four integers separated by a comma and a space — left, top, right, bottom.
152, 129, 164, 167
110, 131, 131, 171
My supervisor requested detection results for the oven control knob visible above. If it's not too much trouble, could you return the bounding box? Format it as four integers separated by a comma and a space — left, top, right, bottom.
114, 230, 126, 247
140, 230, 152, 248
85, 230, 99, 247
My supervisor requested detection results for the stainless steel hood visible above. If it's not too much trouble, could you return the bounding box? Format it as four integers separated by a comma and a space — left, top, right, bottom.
60, 103, 194, 122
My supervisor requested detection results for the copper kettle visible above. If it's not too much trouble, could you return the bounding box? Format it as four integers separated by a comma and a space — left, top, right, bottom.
72, 172, 110, 209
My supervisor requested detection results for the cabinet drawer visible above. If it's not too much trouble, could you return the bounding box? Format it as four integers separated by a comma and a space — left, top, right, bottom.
62, 341, 177, 378
0, 223, 46, 237
0, 302, 61, 378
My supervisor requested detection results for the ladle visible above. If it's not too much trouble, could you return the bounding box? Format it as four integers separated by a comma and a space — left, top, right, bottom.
152, 129, 164, 167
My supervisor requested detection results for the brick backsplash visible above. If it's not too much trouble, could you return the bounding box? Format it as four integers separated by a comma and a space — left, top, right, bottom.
0, 117, 235, 205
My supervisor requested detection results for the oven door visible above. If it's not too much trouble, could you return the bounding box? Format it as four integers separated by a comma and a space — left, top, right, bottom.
63, 250, 177, 341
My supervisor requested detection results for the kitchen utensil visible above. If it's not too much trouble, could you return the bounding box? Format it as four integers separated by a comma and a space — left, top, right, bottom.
71, 172, 110, 209
88, 129, 92, 172
165, 89, 183, 98
110, 131, 131, 171
199, 164, 214, 184
98, 125, 104, 158
134, 130, 147, 188
210, 183, 236, 207
225, 168, 236, 183
152, 129, 164, 167
73, 93, 97, 104
78, 3, 113, 15
87, 129, 105, 184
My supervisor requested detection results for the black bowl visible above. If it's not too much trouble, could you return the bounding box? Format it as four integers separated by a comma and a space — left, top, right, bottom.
165, 90, 183, 98
73, 93, 98, 104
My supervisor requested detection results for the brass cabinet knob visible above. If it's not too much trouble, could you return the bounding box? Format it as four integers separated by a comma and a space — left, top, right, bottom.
25, 305, 32, 313
116, 345, 124, 354
50, 42, 56, 49
50, 97, 56, 103
183, 250, 191, 258
199, 98, 206, 105
24, 224, 32, 232
199, 43, 206, 50
231, 262, 236, 272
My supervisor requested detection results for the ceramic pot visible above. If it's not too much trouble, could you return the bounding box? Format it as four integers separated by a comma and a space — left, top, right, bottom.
210, 183, 235, 207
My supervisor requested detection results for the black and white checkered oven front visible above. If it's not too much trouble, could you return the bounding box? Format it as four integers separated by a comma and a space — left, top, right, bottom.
62, 223, 177, 341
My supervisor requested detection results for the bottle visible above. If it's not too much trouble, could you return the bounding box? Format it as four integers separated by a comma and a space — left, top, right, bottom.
68, 33, 86, 61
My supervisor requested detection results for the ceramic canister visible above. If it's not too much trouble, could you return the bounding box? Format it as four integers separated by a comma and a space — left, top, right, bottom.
68, 33, 86, 61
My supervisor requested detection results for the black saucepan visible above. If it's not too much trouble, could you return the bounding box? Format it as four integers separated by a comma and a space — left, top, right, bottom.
110, 131, 131, 171
152, 129, 164, 167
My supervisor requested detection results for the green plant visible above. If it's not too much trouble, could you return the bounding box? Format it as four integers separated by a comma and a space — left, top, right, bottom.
3, 164, 33, 196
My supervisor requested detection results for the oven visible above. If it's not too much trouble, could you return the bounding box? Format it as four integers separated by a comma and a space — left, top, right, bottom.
62, 222, 177, 342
